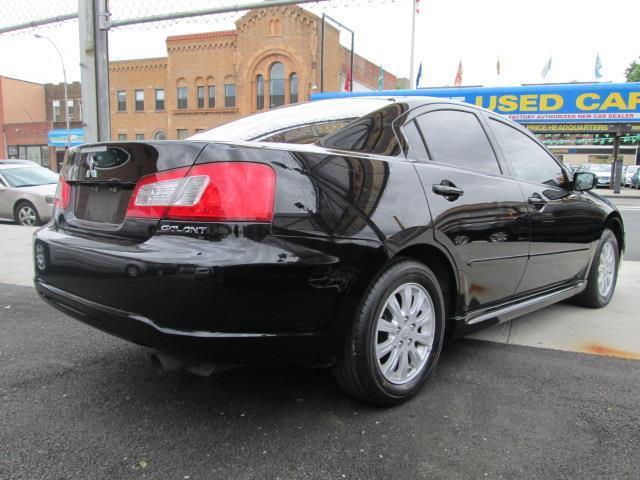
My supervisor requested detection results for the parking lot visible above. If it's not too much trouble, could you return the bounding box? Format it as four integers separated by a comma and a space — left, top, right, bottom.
1, 195, 639, 479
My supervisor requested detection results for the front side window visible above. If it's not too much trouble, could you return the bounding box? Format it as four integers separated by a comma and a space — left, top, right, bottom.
256, 75, 264, 110
224, 83, 236, 108
197, 86, 205, 108
135, 90, 144, 111
269, 62, 285, 108
415, 110, 500, 175
155, 89, 165, 110
117, 90, 126, 112
177, 87, 188, 109
490, 119, 567, 187
290, 73, 298, 104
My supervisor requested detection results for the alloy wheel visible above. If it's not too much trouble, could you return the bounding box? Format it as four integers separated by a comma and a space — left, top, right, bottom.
18, 205, 37, 226
597, 240, 616, 298
375, 283, 435, 385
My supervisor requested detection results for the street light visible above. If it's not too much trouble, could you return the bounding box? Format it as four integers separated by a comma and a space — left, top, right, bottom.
34, 33, 70, 150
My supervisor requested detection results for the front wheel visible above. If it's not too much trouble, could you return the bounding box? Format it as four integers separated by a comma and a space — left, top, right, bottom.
15, 201, 41, 226
573, 228, 619, 308
332, 259, 446, 406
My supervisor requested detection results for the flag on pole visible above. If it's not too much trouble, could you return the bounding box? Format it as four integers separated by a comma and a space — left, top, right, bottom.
416, 0, 420, 14
496, 58, 501, 76
344, 67, 352, 92
595, 53, 603, 79
454, 60, 463, 86
541, 56, 552, 79
416, 62, 423, 88
378, 65, 384, 90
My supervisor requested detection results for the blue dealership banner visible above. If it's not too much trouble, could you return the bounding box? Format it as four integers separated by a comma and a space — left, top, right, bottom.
312, 83, 640, 124
48, 128, 85, 147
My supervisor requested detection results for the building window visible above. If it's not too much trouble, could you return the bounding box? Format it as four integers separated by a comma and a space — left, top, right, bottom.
52, 100, 61, 121
269, 62, 285, 108
135, 90, 144, 111
208, 85, 216, 108
290, 73, 298, 104
224, 83, 236, 108
154, 130, 167, 140
197, 86, 205, 108
177, 129, 188, 140
256, 74, 264, 110
177, 87, 188, 109
135, 133, 144, 140
118, 133, 127, 141
195, 129, 205, 134
155, 89, 165, 110
117, 90, 126, 112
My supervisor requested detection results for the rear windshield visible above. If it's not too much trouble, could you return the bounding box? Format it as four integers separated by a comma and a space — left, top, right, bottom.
1, 167, 58, 187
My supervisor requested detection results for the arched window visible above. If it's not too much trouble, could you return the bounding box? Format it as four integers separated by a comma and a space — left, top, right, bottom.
289, 73, 298, 104
269, 62, 285, 108
256, 74, 264, 110
153, 130, 167, 140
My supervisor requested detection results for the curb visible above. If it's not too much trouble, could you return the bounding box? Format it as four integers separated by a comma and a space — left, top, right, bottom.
602, 195, 640, 200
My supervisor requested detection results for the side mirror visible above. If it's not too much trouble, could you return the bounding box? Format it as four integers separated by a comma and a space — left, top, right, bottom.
573, 171, 597, 192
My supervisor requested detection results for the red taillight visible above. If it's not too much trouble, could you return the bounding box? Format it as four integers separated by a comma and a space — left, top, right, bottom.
126, 162, 276, 222
54, 175, 71, 209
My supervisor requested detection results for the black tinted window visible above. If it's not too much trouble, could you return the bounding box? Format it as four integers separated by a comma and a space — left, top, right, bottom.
416, 110, 500, 174
321, 104, 406, 156
490, 119, 567, 187
259, 120, 353, 144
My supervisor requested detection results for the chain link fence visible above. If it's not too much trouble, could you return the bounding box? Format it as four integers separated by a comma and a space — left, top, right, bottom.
0, 0, 402, 34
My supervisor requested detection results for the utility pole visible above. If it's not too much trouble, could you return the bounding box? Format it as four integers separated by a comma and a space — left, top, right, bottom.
409, 0, 416, 89
79, 0, 110, 143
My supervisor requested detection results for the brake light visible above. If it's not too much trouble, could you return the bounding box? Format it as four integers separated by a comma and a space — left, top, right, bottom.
54, 175, 71, 209
126, 162, 276, 222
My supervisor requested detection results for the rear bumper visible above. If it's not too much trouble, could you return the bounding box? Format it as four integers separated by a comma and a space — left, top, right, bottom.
35, 280, 327, 364
33, 223, 384, 364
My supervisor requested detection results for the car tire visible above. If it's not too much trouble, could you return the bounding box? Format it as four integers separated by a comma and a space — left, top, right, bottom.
332, 258, 446, 406
14, 201, 41, 227
572, 229, 619, 308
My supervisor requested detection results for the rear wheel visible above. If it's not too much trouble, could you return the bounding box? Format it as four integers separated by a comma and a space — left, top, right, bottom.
15, 201, 41, 226
573, 228, 619, 308
332, 259, 445, 406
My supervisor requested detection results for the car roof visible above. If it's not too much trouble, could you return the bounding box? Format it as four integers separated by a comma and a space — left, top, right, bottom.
188, 97, 400, 142
0, 161, 41, 170
187, 96, 496, 143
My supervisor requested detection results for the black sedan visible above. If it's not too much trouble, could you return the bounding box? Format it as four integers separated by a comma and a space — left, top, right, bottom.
34, 97, 624, 405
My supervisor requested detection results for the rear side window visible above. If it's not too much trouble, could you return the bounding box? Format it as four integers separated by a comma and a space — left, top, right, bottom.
416, 110, 500, 175
489, 119, 567, 187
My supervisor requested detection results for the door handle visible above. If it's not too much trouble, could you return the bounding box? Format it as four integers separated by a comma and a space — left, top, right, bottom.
527, 194, 547, 208
432, 182, 464, 199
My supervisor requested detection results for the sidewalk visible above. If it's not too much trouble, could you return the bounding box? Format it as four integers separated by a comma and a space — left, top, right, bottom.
1, 223, 638, 361
599, 187, 640, 199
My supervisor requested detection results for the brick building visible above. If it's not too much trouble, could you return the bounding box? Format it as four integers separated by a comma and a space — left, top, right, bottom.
0, 76, 51, 166
109, 5, 397, 141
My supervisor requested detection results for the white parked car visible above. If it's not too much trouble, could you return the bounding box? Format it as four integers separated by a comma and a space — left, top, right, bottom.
0, 160, 58, 226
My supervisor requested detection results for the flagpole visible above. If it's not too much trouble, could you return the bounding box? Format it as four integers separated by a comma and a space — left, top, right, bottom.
409, 0, 416, 89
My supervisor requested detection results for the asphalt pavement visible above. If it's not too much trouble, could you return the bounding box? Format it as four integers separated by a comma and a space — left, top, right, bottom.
1, 283, 639, 480
1, 195, 640, 479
